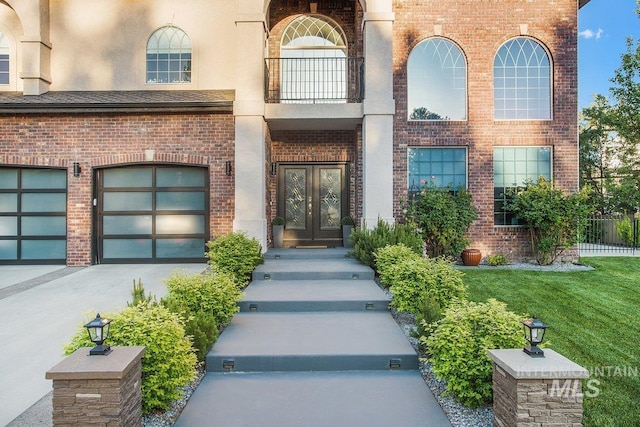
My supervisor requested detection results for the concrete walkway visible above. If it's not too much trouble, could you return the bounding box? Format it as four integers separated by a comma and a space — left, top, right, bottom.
0, 262, 207, 427
175, 249, 452, 427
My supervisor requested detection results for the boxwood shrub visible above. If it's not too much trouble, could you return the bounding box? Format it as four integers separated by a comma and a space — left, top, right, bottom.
64, 303, 197, 414
423, 298, 526, 408
206, 232, 264, 288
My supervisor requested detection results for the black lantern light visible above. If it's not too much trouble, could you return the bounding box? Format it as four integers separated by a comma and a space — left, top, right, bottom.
84, 313, 112, 356
522, 316, 548, 358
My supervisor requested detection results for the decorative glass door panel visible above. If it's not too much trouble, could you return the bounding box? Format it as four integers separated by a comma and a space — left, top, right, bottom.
278, 164, 348, 246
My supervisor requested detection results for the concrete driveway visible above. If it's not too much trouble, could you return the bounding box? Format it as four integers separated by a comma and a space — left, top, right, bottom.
0, 263, 207, 426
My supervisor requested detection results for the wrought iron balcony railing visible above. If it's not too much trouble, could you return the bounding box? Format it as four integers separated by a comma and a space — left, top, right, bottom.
265, 57, 364, 104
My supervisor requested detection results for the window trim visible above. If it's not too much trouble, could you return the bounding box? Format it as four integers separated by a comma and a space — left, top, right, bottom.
146, 25, 193, 85
493, 37, 553, 121
407, 37, 468, 122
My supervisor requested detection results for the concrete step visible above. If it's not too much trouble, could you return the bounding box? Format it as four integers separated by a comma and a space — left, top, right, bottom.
206, 312, 418, 372
252, 258, 374, 281
264, 247, 351, 260
174, 371, 452, 427
238, 279, 390, 312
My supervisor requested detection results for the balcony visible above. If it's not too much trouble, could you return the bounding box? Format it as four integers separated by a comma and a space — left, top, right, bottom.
264, 57, 364, 130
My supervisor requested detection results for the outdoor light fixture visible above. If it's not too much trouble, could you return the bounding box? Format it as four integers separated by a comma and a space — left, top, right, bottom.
310, 2, 318, 13
271, 162, 277, 176
225, 161, 232, 176
84, 313, 112, 356
522, 316, 548, 358
73, 162, 81, 177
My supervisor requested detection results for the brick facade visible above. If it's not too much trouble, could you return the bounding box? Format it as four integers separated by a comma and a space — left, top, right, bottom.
0, 112, 235, 266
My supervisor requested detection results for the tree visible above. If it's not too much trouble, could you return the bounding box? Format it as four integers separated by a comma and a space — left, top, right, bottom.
410, 107, 448, 120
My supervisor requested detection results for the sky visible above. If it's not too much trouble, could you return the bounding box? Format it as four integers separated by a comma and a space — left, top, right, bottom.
578, 0, 640, 109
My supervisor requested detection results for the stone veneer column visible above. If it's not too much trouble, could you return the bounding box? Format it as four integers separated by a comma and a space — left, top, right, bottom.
45, 346, 146, 427
488, 349, 589, 427
233, 7, 268, 250
361, 4, 395, 228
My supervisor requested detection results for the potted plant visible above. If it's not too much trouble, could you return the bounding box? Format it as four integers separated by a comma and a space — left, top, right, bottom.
341, 216, 355, 248
272, 216, 285, 248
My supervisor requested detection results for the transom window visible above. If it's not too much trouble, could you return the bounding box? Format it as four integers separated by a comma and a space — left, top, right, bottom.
407, 38, 467, 121
280, 15, 347, 103
408, 147, 467, 196
493, 147, 552, 225
146, 26, 191, 84
494, 38, 551, 120
0, 32, 9, 85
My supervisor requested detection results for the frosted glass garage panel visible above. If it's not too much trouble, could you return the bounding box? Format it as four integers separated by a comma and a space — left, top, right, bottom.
0, 240, 17, 259
22, 193, 66, 213
103, 192, 153, 211
156, 238, 205, 258
0, 169, 17, 189
22, 169, 67, 189
103, 215, 152, 235
103, 239, 152, 259
156, 192, 205, 210
22, 217, 66, 236
0, 217, 17, 235
21, 240, 66, 260
0, 193, 17, 212
156, 168, 206, 187
156, 215, 204, 234
103, 168, 152, 188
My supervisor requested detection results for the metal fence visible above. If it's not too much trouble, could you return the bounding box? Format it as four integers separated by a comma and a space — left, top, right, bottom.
265, 57, 364, 104
579, 214, 640, 255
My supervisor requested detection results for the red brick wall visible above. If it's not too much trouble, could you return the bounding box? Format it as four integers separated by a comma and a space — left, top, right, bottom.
0, 112, 235, 266
392, 0, 579, 261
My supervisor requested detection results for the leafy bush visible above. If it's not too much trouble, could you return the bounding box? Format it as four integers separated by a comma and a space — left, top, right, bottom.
615, 216, 639, 246
405, 184, 478, 258
350, 219, 423, 269
416, 293, 443, 340
164, 297, 218, 362
375, 244, 422, 288
206, 232, 264, 288
163, 271, 242, 327
64, 304, 197, 414
381, 253, 467, 316
271, 216, 285, 226
341, 216, 355, 226
487, 254, 509, 266
506, 177, 592, 265
423, 299, 525, 408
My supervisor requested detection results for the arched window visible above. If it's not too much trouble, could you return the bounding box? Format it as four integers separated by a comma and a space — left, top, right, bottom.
280, 15, 347, 103
0, 32, 9, 85
494, 38, 551, 120
407, 38, 467, 121
146, 26, 191, 84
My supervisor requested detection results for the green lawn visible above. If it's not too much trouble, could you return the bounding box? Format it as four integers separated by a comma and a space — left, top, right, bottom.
462, 257, 640, 427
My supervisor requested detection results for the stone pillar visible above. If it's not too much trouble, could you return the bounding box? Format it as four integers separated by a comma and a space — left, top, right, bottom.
361, 9, 395, 228
233, 10, 268, 250
488, 349, 589, 427
45, 346, 146, 427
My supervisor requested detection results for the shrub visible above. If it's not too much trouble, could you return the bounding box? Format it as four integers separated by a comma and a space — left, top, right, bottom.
350, 219, 423, 269
64, 304, 197, 414
341, 216, 355, 226
164, 297, 218, 362
271, 216, 285, 226
384, 255, 467, 316
405, 184, 478, 258
615, 216, 639, 246
487, 254, 509, 266
375, 244, 422, 288
206, 231, 264, 288
506, 177, 592, 265
163, 271, 243, 327
416, 293, 443, 340
424, 299, 526, 408
128, 278, 155, 307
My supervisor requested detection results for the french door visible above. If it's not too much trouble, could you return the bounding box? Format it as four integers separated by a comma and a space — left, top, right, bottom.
278, 163, 348, 247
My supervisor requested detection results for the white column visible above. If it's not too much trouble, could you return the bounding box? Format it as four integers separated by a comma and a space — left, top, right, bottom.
232, 12, 268, 250
361, 10, 395, 228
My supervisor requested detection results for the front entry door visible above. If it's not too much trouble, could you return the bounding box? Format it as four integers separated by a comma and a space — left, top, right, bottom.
278, 163, 348, 247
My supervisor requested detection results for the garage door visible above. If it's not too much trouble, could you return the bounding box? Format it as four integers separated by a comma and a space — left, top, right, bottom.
0, 168, 67, 264
96, 166, 208, 263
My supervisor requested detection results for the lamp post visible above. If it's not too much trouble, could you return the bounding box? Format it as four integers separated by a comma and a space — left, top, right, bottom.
84, 313, 112, 356
522, 316, 548, 357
